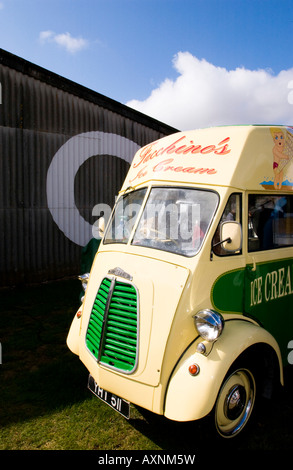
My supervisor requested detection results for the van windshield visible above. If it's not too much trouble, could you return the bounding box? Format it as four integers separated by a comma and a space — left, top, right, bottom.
104, 187, 219, 257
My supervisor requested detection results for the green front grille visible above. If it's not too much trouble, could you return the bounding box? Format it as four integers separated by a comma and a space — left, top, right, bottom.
86, 278, 138, 373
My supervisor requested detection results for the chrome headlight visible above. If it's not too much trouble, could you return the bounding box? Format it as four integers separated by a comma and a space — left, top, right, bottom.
193, 309, 224, 342
78, 273, 90, 301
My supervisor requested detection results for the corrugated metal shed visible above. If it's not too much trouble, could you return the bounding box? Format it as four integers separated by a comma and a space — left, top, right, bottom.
0, 49, 178, 287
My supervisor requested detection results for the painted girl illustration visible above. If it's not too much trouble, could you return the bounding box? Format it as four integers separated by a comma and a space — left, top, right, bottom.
270, 128, 289, 189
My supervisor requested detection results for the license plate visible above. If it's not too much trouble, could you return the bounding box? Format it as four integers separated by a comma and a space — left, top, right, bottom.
87, 374, 130, 419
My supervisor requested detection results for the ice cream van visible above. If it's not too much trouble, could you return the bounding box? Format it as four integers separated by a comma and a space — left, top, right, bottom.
67, 125, 293, 438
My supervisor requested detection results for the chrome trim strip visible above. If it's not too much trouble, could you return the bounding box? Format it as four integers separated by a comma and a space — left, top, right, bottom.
97, 277, 116, 363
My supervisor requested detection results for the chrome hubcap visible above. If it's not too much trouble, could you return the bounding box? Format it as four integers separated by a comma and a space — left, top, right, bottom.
225, 385, 246, 420
215, 368, 256, 438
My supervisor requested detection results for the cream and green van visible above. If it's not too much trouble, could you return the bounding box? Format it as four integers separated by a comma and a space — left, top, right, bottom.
67, 125, 293, 438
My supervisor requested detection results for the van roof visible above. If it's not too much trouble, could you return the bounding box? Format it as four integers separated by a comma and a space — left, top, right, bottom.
121, 125, 293, 192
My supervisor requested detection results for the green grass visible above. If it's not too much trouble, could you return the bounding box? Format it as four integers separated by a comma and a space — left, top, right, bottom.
1, 278, 293, 452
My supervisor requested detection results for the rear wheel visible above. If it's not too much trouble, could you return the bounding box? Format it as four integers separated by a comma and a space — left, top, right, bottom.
214, 367, 256, 438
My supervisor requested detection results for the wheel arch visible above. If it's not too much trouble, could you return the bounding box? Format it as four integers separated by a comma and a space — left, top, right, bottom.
164, 320, 283, 422
222, 341, 283, 399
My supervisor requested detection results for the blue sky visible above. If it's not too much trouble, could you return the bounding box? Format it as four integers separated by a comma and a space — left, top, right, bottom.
1, 0, 293, 129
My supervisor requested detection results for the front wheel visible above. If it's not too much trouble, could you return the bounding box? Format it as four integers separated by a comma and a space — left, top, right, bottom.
214, 367, 256, 438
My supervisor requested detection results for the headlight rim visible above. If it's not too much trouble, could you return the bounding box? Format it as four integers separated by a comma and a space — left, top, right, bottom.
193, 308, 224, 342
78, 272, 90, 293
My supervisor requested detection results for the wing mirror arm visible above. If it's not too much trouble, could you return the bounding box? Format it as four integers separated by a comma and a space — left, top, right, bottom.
212, 237, 232, 249
210, 221, 242, 261
210, 237, 232, 261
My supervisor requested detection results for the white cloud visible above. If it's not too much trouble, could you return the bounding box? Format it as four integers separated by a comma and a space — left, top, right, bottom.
40, 31, 54, 42
39, 30, 88, 54
126, 52, 293, 130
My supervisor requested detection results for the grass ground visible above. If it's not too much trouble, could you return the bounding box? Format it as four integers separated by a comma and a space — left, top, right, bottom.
0, 278, 293, 456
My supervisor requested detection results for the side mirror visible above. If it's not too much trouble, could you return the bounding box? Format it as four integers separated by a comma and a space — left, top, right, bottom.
220, 221, 242, 252
98, 217, 105, 238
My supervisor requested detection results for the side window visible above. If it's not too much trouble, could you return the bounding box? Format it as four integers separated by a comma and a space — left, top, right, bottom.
213, 193, 242, 256
248, 194, 293, 252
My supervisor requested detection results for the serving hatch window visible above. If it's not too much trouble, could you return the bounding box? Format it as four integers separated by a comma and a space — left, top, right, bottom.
248, 194, 293, 251
104, 187, 219, 257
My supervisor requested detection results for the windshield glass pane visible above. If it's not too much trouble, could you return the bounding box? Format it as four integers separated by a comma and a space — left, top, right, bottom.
132, 187, 218, 256
104, 188, 147, 244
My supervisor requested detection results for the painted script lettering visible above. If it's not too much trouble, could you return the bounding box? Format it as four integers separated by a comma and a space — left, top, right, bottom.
133, 136, 231, 169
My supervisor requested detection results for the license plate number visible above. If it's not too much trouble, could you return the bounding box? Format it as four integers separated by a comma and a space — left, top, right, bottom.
87, 374, 130, 419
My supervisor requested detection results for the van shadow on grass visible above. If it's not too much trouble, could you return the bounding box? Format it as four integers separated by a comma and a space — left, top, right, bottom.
129, 370, 293, 453
0, 278, 90, 426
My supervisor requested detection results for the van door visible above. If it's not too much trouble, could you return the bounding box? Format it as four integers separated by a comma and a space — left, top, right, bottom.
210, 193, 247, 317
245, 193, 293, 365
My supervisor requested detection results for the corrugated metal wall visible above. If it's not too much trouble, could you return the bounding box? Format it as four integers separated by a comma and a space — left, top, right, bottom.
0, 49, 178, 287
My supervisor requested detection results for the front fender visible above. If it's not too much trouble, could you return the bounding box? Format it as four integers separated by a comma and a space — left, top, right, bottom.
66, 306, 83, 355
164, 319, 282, 422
